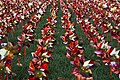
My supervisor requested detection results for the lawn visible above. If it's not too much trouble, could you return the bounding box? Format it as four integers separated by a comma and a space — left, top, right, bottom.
0, 0, 120, 80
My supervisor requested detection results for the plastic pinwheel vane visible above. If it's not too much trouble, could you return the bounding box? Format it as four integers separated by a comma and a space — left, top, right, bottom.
66, 41, 94, 80
0, 42, 18, 80
95, 41, 120, 76
28, 45, 52, 80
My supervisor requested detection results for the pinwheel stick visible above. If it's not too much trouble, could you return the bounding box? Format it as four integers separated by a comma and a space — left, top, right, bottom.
74, 73, 93, 80
10, 72, 12, 80
6, 36, 9, 43
24, 46, 27, 58
110, 65, 112, 76
106, 33, 108, 40
18, 25, 20, 30
116, 42, 119, 49
11, 30, 14, 40
17, 57, 21, 66
5, 72, 8, 80
110, 30, 112, 41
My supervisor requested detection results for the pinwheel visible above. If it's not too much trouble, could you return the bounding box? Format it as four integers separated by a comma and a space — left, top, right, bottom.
41, 25, 55, 38
37, 36, 55, 48
28, 45, 50, 80
72, 59, 94, 80
0, 42, 18, 80
17, 32, 33, 57
66, 41, 93, 79
30, 15, 40, 26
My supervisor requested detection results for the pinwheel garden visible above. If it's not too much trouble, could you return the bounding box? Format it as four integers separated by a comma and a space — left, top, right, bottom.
0, 0, 119, 80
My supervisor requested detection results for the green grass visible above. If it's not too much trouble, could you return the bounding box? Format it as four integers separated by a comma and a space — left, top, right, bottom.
48, 1, 74, 79
2, 0, 120, 80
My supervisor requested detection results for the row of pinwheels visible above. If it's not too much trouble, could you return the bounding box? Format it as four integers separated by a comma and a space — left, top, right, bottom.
60, 0, 94, 80
27, 0, 58, 80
